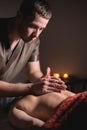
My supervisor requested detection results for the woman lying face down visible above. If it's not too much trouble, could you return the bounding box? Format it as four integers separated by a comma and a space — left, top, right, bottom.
8, 90, 75, 130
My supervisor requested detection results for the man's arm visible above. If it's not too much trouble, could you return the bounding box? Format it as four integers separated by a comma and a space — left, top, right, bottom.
0, 77, 66, 97
0, 61, 67, 97
27, 61, 67, 94
0, 61, 43, 97
27, 61, 43, 82
0, 81, 33, 97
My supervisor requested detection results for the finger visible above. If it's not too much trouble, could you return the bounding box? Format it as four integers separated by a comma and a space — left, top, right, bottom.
50, 76, 65, 83
50, 84, 67, 90
42, 87, 61, 94
45, 78, 66, 86
42, 84, 67, 94
45, 67, 51, 78
45, 87, 62, 93
42, 78, 67, 90
43, 89, 61, 94
46, 80, 67, 89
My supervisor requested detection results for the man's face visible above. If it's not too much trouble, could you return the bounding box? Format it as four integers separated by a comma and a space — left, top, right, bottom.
19, 12, 49, 43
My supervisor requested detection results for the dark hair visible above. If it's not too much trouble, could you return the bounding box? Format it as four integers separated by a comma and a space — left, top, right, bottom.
19, 0, 52, 19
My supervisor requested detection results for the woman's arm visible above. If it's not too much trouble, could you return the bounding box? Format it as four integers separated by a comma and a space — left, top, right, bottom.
8, 105, 45, 130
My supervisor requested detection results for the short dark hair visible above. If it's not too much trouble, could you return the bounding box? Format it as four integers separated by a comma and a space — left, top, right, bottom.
19, 0, 52, 19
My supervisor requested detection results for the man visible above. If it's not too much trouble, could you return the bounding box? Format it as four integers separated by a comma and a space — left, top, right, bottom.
0, 0, 66, 111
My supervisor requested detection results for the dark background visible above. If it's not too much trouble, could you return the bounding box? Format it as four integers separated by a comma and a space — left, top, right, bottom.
0, 0, 87, 78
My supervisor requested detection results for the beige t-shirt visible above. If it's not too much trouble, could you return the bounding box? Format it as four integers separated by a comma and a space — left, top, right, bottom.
0, 37, 40, 83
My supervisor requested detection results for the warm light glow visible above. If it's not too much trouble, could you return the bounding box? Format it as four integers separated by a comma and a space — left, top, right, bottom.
53, 73, 60, 78
63, 73, 69, 79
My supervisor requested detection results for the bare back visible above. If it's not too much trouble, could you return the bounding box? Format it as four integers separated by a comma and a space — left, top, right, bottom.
11, 90, 75, 121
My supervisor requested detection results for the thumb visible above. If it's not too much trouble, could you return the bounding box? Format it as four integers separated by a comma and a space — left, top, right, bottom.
45, 67, 51, 78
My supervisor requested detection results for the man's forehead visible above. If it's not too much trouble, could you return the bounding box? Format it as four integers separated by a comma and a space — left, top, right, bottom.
25, 12, 49, 28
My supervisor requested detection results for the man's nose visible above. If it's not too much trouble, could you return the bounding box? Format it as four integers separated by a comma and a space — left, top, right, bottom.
33, 28, 40, 37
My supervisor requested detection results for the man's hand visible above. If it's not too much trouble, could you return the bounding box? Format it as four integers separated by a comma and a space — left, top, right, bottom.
42, 67, 67, 92
29, 67, 67, 95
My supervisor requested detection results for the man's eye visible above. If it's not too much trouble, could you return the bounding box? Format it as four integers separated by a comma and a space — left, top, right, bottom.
28, 24, 34, 28
27, 23, 44, 31
26, 23, 33, 27
40, 28, 43, 31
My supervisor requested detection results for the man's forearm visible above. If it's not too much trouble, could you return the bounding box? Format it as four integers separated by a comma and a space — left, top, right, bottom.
28, 71, 43, 82
0, 81, 32, 97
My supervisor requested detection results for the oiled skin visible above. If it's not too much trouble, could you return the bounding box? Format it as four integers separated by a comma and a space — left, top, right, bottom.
9, 90, 75, 121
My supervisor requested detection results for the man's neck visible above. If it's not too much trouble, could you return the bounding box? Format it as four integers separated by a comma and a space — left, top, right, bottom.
10, 39, 20, 51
